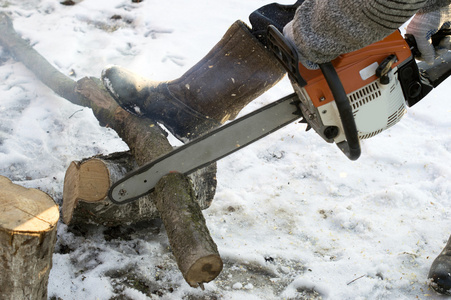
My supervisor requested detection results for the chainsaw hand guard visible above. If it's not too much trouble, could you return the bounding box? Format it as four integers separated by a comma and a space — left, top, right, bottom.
267, 25, 361, 160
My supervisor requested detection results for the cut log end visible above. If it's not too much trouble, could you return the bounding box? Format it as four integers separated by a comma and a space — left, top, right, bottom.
62, 158, 111, 224
155, 172, 222, 287
0, 176, 59, 232
78, 158, 110, 201
186, 254, 223, 288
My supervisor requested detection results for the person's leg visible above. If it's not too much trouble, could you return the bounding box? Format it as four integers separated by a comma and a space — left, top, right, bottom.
102, 20, 285, 142
428, 235, 451, 295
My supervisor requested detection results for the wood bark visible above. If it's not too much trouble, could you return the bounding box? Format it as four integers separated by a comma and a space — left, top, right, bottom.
155, 172, 223, 288
0, 176, 59, 300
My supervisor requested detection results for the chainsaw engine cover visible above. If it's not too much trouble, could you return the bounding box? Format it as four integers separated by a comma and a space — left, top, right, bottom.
293, 30, 413, 144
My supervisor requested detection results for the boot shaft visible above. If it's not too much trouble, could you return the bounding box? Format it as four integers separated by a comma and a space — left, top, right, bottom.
168, 20, 286, 123
103, 20, 285, 141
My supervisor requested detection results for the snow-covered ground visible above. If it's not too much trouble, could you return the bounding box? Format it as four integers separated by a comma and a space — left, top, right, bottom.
1, 0, 450, 299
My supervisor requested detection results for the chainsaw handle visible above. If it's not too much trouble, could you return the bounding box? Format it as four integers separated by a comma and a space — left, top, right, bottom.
405, 28, 451, 59
319, 62, 361, 161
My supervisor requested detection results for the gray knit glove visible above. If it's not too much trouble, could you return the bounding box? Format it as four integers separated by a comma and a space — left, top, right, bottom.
283, 20, 319, 70
406, 7, 450, 64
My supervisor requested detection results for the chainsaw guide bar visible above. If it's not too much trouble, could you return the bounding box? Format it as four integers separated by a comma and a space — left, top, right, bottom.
109, 93, 302, 204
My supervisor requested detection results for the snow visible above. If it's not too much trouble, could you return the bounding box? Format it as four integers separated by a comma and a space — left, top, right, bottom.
1, 0, 450, 299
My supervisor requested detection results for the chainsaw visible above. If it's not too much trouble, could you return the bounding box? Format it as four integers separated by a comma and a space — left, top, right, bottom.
109, 25, 451, 204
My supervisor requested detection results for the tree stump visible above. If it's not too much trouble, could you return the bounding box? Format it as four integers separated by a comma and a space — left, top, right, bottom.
0, 176, 59, 300
155, 172, 223, 288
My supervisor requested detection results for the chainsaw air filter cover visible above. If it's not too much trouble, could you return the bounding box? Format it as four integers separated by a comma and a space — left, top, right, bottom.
347, 69, 407, 140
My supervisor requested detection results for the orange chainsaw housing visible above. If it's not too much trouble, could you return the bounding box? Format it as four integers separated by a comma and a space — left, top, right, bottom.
298, 30, 412, 108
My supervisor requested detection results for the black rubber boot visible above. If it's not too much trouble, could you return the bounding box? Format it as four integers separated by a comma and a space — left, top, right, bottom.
101, 20, 285, 142
428, 235, 451, 295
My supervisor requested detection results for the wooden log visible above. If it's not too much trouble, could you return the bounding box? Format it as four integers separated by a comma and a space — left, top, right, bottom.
62, 152, 216, 226
62, 152, 140, 226
155, 172, 223, 288
0, 176, 59, 300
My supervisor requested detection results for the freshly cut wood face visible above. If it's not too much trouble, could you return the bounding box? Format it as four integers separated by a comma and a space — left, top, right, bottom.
0, 176, 59, 232
78, 159, 110, 201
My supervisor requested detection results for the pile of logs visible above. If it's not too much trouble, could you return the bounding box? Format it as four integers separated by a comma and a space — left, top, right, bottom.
0, 11, 223, 294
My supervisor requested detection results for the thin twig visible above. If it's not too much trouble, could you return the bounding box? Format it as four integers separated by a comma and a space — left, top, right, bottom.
347, 275, 366, 285
68, 109, 83, 119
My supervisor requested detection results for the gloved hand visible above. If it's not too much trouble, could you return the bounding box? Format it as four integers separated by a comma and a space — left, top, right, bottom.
406, 7, 450, 65
283, 20, 320, 70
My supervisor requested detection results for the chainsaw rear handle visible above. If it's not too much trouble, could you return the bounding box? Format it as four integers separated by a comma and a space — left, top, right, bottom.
266, 25, 361, 160
405, 28, 451, 59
